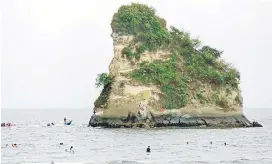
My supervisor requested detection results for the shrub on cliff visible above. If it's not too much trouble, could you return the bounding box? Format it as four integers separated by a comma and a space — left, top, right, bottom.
95, 73, 113, 88
94, 73, 113, 108
111, 3, 170, 52
131, 55, 188, 108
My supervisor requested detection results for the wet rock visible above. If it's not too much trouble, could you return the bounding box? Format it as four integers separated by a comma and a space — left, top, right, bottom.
88, 114, 101, 127
169, 116, 180, 125
88, 113, 262, 129
252, 121, 263, 127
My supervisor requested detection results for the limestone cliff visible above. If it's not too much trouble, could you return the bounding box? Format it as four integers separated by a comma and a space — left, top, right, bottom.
88, 3, 261, 128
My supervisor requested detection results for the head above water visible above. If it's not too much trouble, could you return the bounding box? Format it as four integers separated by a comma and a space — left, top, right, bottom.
146, 146, 151, 152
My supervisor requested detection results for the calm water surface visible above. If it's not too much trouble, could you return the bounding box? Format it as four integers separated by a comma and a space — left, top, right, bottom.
1, 108, 272, 164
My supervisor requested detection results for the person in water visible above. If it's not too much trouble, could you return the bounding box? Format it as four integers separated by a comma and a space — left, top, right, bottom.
146, 146, 151, 153
65, 146, 74, 153
12, 144, 18, 148
64, 117, 67, 124
70, 146, 73, 151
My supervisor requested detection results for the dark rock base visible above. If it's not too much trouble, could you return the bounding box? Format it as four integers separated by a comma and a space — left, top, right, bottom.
88, 114, 262, 128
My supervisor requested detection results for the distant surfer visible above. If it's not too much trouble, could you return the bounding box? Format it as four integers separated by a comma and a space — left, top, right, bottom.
64, 117, 67, 124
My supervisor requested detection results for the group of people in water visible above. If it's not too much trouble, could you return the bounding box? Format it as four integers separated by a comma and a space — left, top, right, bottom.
2, 117, 73, 152
2, 117, 72, 127
59, 143, 74, 153
2, 116, 228, 158
1, 122, 15, 127
47, 117, 72, 126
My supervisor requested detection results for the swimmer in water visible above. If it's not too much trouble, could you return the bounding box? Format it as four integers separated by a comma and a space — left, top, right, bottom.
65, 146, 74, 153
70, 146, 74, 153
186, 142, 189, 144
60, 143, 63, 145
210, 141, 212, 144
12, 144, 18, 148
224, 142, 227, 146
146, 146, 151, 153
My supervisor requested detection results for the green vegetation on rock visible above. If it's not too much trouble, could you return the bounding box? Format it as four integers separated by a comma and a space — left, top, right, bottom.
131, 55, 188, 108
94, 73, 113, 108
96, 3, 241, 110
112, 3, 170, 60
95, 73, 113, 88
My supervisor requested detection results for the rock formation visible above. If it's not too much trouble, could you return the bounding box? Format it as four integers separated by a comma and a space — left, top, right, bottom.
88, 3, 262, 128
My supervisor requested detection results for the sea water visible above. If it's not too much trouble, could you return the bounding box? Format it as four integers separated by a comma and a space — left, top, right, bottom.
1, 108, 272, 164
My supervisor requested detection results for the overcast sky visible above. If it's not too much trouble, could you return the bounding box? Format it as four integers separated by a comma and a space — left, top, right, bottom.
1, 0, 272, 109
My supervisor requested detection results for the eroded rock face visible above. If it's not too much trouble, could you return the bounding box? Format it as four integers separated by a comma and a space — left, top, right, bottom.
89, 7, 262, 128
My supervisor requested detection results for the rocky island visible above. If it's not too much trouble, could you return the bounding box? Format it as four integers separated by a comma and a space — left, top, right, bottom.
88, 3, 262, 128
